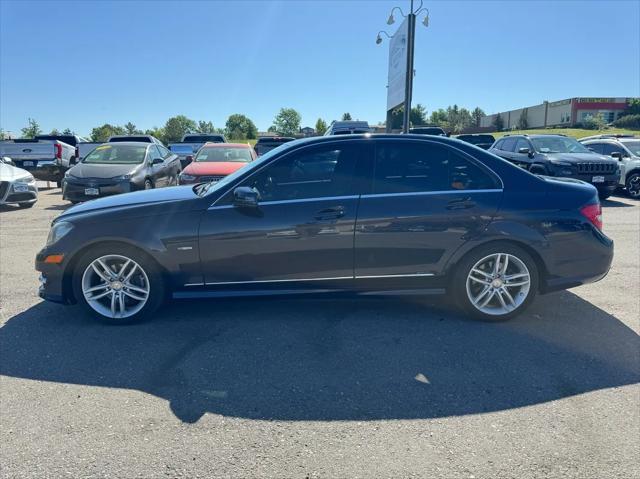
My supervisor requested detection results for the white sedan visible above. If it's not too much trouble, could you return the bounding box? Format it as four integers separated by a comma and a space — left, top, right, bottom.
0, 157, 38, 208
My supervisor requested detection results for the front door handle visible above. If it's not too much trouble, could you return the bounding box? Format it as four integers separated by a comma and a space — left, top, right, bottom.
314, 206, 345, 220
446, 197, 476, 210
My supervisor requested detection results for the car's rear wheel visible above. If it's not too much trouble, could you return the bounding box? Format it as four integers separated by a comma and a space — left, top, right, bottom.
72, 245, 165, 324
144, 179, 153, 190
453, 243, 538, 321
626, 172, 640, 199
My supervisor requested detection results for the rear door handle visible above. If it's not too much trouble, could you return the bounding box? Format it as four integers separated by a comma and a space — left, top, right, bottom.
314, 206, 345, 220
446, 196, 476, 210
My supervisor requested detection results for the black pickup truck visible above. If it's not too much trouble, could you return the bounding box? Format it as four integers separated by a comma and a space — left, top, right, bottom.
488, 134, 620, 199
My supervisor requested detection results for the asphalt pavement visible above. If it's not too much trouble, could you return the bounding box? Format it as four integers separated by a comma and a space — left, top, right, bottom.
1, 187, 638, 478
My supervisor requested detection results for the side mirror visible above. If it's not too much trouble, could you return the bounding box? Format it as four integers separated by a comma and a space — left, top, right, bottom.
610, 152, 623, 160
152, 157, 164, 165
185, 155, 193, 164
517, 147, 530, 154
233, 186, 260, 208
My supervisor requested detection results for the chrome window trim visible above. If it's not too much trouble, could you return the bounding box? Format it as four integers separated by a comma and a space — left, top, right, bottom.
360, 189, 502, 199
208, 194, 359, 210
185, 272, 436, 287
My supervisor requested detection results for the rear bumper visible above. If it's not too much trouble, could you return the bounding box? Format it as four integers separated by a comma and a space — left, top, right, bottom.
14, 161, 65, 182
62, 180, 133, 202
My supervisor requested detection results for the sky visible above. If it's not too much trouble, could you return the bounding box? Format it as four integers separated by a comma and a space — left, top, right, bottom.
1, 0, 639, 137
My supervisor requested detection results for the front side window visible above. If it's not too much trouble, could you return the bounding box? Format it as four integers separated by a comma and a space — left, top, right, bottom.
621, 141, 640, 156
585, 143, 604, 154
231, 144, 359, 202
501, 137, 517, 152
158, 145, 172, 159
147, 145, 162, 162
373, 142, 498, 194
515, 138, 531, 153
83, 144, 147, 164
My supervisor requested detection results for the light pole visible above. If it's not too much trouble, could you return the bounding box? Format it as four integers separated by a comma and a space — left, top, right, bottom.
377, 0, 429, 133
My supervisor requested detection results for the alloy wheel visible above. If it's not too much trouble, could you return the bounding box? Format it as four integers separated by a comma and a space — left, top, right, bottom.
81, 254, 150, 319
627, 174, 640, 198
465, 253, 531, 316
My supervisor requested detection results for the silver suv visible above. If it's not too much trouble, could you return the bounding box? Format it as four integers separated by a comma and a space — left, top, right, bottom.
580, 135, 640, 199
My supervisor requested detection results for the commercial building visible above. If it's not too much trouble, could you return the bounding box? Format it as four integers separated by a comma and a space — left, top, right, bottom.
480, 97, 636, 129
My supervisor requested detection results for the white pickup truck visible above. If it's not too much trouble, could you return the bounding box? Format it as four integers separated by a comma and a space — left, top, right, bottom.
0, 137, 78, 185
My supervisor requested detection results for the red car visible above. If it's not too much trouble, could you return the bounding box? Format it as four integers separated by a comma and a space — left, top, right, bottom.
178, 143, 257, 185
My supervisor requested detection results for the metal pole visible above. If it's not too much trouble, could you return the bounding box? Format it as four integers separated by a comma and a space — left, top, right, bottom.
403, 0, 416, 133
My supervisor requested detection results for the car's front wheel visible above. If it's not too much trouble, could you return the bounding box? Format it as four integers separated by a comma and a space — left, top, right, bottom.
626, 172, 640, 199
72, 245, 165, 324
453, 243, 539, 321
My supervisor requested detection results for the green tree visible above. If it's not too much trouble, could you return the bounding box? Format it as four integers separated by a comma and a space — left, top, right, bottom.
225, 114, 258, 140
62, 128, 73, 135
21, 118, 42, 138
49, 128, 60, 135
90, 123, 125, 142
163, 115, 197, 143
517, 109, 529, 130
581, 113, 605, 130
341, 112, 352, 121
315, 118, 328, 135
124, 122, 141, 135
410, 103, 428, 126
144, 127, 165, 142
195, 120, 216, 134
492, 114, 504, 131
273, 108, 301, 136
471, 107, 485, 127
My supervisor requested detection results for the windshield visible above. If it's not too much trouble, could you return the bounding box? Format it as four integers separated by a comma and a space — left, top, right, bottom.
622, 141, 640, 156
194, 140, 296, 196
530, 137, 593, 154
184, 135, 224, 143
83, 144, 147, 164
195, 147, 252, 163
461, 135, 495, 144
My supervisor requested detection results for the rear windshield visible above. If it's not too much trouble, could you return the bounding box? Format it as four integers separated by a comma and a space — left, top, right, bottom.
183, 135, 225, 143
256, 138, 294, 144
195, 147, 252, 162
109, 136, 151, 143
83, 144, 147, 164
410, 128, 446, 135
459, 135, 495, 144
35, 135, 78, 146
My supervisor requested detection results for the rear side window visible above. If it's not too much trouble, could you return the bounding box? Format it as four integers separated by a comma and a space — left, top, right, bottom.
373, 142, 498, 194
500, 137, 517, 152
585, 143, 604, 154
493, 139, 504, 150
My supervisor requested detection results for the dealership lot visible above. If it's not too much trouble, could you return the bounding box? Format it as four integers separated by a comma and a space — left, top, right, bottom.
0, 188, 638, 478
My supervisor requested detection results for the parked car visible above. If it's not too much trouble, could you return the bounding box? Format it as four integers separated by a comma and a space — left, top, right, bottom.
488, 134, 620, 199
254, 136, 295, 156
169, 134, 226, 168
178, 143, 256, 185
108, 135, 164, 145
0, 159, 38, 208
409, 126, 448, 136
36, 134, 613, 324
579, 135, 640, 199
0, 138, 76, 185
456, 134, 496, 150
324, 121, 372, 135
34, 134, 90, 164
62, 142, 181, 203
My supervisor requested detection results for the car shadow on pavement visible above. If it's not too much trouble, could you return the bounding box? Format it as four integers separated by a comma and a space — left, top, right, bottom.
1, 292, 638, 424
602, 197, 634, 207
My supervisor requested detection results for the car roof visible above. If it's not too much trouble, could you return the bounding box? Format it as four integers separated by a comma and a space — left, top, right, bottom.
272, 133, 477, 148
202, 142, 252, 148
99, 141, 151, 146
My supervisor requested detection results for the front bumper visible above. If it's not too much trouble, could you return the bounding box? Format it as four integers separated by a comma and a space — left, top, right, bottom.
36, 250, 71, 304
0, 180, 38, 205
63, 178, 133, 202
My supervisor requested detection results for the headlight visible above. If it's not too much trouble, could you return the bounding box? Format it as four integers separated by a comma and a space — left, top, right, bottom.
46, 221, 74, 246
15, 174, 36, 184
549, 159, 572, 167
180, 174, 196, 181
112, 174, 131, 181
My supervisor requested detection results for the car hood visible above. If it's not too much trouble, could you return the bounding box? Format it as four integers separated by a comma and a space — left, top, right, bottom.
68, 162, 142, 179
0, 163, 32, 181
58, 185, 200, 221
545, 152, 615, 164
184, 161, 248, 176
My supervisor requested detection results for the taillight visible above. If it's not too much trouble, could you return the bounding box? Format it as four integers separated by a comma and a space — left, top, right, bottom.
54, 143, 62, 159
580, 203, 603, 231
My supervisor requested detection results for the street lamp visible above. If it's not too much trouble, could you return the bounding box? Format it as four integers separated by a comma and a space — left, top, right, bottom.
376, 0, 430, 133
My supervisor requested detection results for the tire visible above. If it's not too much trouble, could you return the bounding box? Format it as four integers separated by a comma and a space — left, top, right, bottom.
72, 244, 165, 324
56, 180, 62, 188
451, 242, 539, 322
144, 179, 154, 190
626, 172, 640, 199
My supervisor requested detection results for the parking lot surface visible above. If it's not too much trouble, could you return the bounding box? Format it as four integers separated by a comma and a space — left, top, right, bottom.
1, 187, 639, 478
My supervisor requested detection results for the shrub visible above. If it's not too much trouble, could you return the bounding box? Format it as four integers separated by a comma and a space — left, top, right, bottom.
580, 114, 605, 130
612, 114, 640, 129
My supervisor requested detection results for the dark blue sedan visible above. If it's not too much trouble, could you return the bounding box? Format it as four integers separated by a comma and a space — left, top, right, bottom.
36, 134, 613, 323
